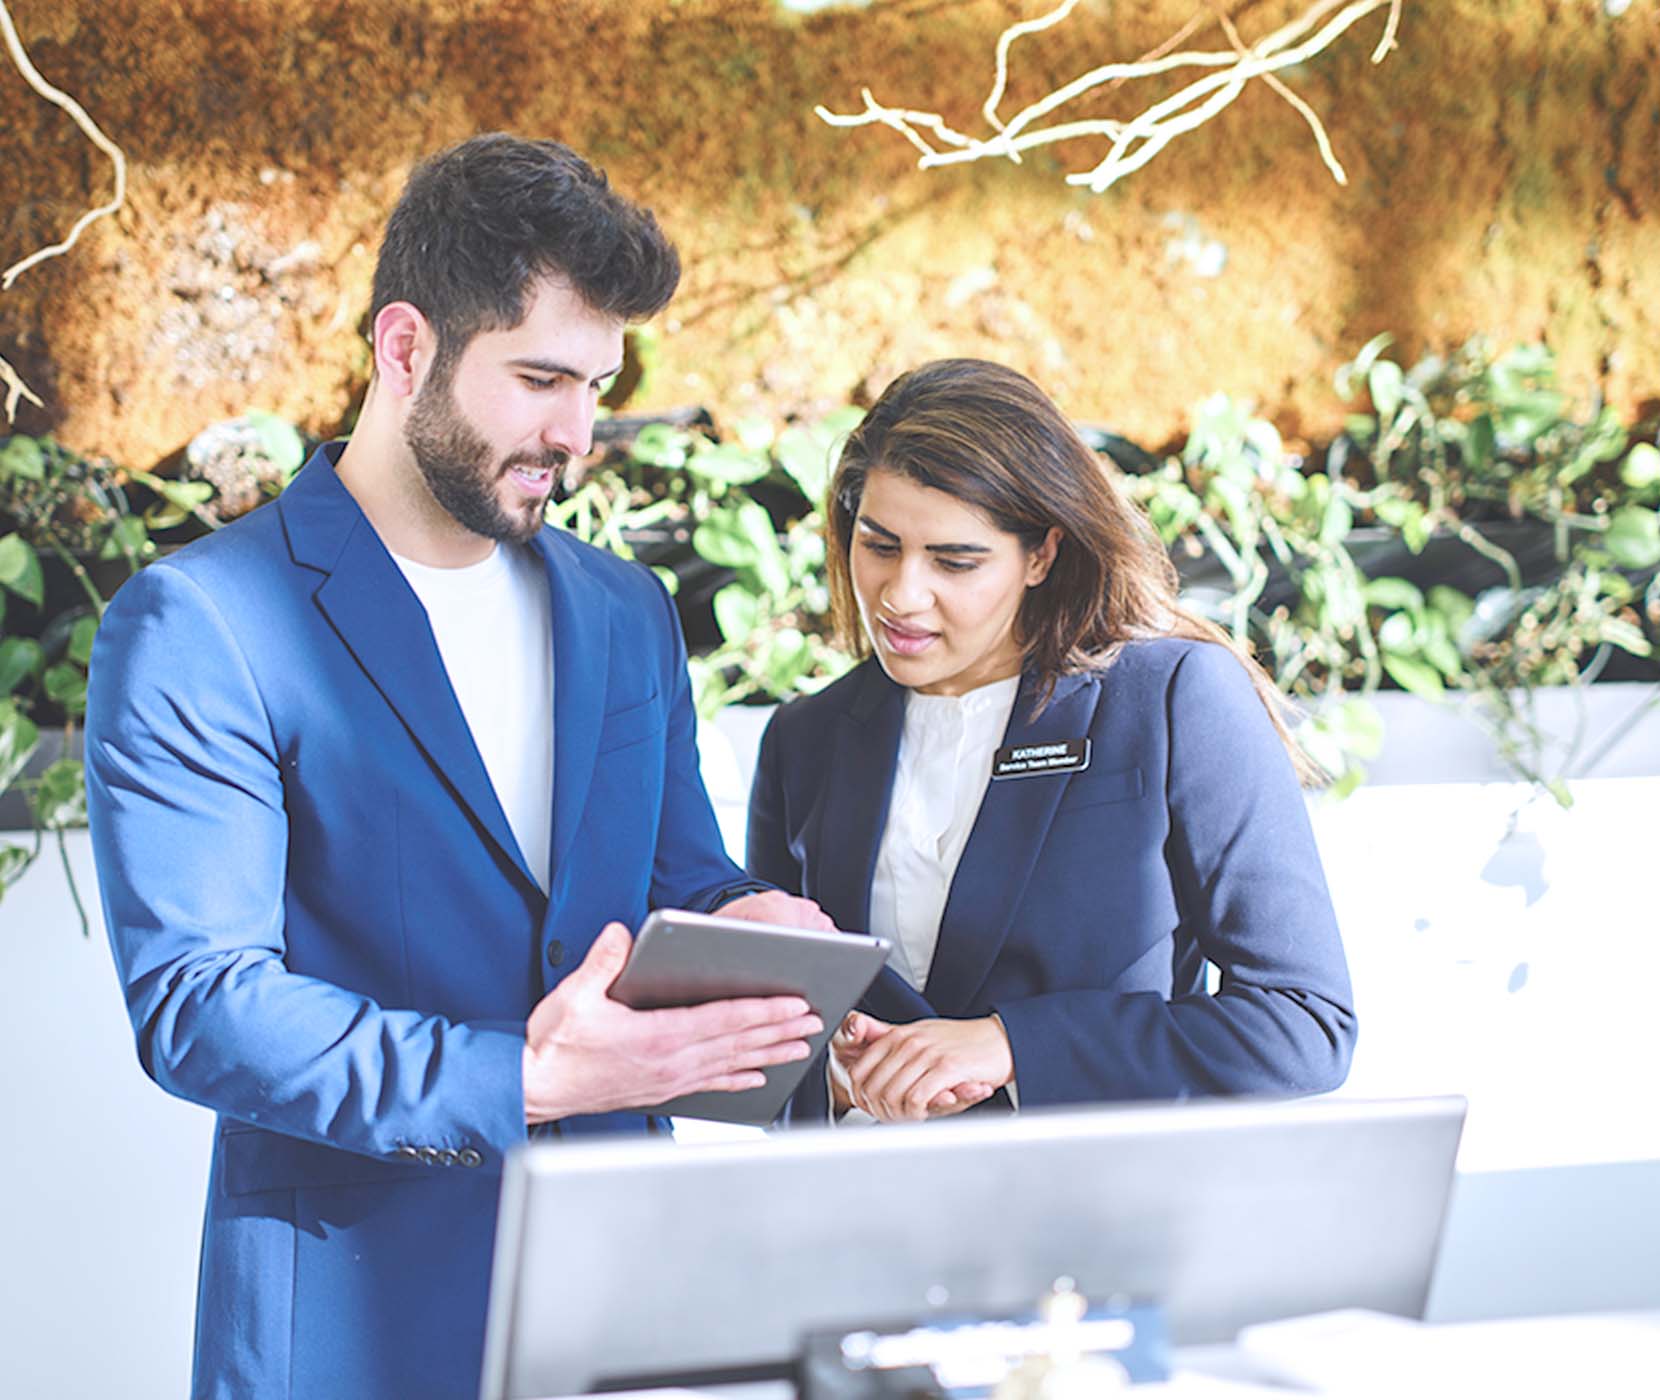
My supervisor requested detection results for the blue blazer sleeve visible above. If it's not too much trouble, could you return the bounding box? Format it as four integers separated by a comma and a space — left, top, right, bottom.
991, 644, 1355, 1103
86, 564, 527, 1164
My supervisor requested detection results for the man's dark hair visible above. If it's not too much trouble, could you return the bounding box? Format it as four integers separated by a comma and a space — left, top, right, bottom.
370, 133, 680, 359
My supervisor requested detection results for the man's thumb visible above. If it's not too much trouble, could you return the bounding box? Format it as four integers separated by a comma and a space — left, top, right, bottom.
579, 922, 634, 988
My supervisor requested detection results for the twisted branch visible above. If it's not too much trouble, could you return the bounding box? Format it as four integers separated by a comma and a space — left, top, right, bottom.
0, 0, 130, 422
817, 0, 1404, 195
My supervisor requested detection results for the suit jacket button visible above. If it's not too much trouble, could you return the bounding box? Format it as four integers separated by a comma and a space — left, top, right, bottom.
458, 1148, 483, 1168
546, 940, 565, 967
418, 1147, 439, 1165
437, 1148, 458, 1167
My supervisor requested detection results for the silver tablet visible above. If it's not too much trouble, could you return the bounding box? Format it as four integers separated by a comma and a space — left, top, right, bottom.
608, 907, 891, 1125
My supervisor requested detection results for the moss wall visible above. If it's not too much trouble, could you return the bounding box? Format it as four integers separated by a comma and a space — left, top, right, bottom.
1, 0, 1657, 465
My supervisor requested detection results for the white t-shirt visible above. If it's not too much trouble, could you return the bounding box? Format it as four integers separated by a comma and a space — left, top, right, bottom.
391, 543, 555, 892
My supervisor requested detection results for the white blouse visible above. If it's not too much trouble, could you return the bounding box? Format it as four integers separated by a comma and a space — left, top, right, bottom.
832, 674, 1022, 1124
868, 674, 1021, 990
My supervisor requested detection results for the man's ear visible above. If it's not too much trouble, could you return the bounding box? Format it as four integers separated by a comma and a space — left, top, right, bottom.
371, 302, 434, 401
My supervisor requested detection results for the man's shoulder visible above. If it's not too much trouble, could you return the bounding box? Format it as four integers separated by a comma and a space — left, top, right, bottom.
539, 524, 663, 601
108, 500, 293, 614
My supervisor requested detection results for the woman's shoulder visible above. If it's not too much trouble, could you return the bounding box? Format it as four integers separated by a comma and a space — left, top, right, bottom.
1096, 635, 1238, 683
763, 658, 889, 739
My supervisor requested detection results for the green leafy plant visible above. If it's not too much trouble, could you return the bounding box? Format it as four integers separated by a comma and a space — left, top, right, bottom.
0, 433, 214, 921
1131, 337, 1659, 801
554, 409, 863, 718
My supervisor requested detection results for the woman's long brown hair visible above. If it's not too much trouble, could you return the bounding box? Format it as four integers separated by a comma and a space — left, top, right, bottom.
824, 358, 1321, 784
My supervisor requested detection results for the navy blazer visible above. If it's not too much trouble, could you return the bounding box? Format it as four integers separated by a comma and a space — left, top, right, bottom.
747, 640, 1356, 1120
85, 446, 758, 1399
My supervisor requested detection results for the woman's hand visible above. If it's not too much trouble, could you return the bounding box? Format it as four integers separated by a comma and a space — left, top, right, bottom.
832, 1011, 1011, 1122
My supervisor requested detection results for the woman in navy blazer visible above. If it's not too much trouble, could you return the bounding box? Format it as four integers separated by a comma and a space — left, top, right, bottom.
747, 359, 1356, 1122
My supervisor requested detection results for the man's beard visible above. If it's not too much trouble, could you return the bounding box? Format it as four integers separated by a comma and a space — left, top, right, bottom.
403, 361, 567, 545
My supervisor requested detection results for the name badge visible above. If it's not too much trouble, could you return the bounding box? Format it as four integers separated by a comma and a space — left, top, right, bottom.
991, 737, 1091, 779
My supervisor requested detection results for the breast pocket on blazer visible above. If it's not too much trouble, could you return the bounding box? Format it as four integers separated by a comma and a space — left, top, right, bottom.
597, 691, 665, 754
1053, 764, 1145, 813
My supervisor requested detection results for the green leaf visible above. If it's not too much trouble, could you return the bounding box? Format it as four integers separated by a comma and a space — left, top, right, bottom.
1325, 764, 1366, 801
1377, 611, 1416, 652
0, 699, 40, 791
244, 411, 306, 477
1363, 577, 1424, 611
31, 757, 86, 831
775, 425, 833, 506
0, 841, 34, 893
1597, 617, 1653, 657
1205, 476, 1253, 539
43, 664, 87, 716
0, 534, 44, 606
746, 512, 792, 598
1319, 491, 1354, 549
629, 423, 692, 470
99, 515, 149, 562
67, 615, 98, 667
732, 417, 776, 452
649, 565, 679, 596
1381, 652, 1446, 700
1368, 360, 1404, 421
1335, 334, 1394, 400
1544, 779, 1575, 811
0, 436, 46, 481
1322, 698, 1386, 760
1422, 632, 1464, 677
693, 506, 760, 569
0, 638, 44, 696
1463, 414, 1496, 475
1604, 506, 1660, 570
763, 627, 811, 691
1427, 585, 1476, 636
1295, 721, 1348, 781
713, 583, 759, 645
687, 442, 771, 487
1620, 442, 1660, 491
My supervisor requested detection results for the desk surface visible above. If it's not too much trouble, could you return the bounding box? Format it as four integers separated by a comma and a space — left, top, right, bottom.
533, 1310, 1660, 1399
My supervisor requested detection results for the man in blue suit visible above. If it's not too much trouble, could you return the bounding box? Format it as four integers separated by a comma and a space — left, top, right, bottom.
85, 134, 827, 1399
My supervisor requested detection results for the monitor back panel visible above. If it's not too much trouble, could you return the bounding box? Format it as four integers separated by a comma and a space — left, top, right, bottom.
481, 1096, 1466, 1399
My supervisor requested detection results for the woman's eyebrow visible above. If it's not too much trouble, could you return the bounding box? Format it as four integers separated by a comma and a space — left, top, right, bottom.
856, 514, 990, 554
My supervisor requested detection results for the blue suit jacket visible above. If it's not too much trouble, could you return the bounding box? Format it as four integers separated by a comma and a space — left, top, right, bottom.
747, 642, 1356, 1120
85, 446, 757, 1399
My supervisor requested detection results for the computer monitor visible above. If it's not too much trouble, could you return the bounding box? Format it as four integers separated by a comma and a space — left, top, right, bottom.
479, 1095, 1466, 1399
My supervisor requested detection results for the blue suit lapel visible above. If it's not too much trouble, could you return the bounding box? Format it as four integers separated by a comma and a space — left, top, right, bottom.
923, 670, 1103, 1013
280, 447, 538, 892
815, 663, 904, 937
536, 531, 610, 899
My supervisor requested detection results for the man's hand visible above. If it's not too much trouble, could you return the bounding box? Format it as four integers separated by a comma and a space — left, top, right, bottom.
714, 889, 836, 931
522, 922, 822, 1123
832, 1011, 1002, 1121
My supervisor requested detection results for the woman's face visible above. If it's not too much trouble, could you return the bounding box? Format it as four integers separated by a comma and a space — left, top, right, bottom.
850, 468, 1058, 696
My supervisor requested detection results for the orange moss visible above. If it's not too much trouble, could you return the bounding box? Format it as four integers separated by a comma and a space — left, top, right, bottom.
0, 0, 1656, 466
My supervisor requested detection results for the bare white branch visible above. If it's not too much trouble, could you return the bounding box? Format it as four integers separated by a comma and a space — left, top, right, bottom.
1, 352, 45, 424
816, 0, 1405, 197
983, 0, 1080, 135
0, 0, 129, 293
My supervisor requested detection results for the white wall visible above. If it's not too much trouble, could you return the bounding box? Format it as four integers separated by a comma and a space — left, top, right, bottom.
0, 836, 211, 1400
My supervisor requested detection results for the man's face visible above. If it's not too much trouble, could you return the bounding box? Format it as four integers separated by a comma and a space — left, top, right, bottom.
402, 279, 625, 544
